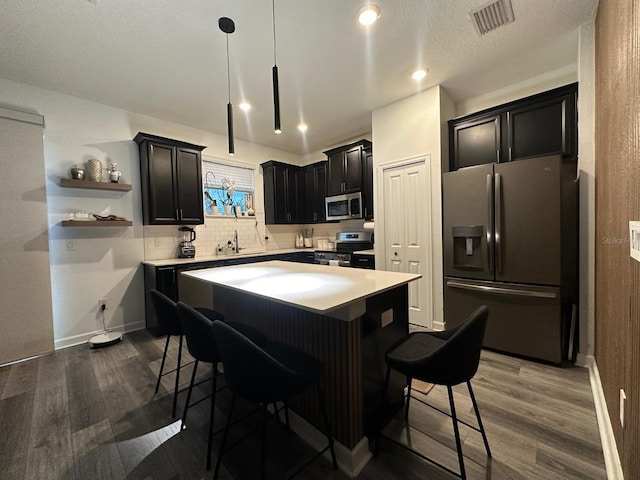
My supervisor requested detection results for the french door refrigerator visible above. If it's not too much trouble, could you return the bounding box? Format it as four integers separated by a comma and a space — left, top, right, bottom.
442, 155, 578, 363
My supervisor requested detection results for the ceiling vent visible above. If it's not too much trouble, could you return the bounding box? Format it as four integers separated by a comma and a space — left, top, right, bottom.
469, 0, 515, 36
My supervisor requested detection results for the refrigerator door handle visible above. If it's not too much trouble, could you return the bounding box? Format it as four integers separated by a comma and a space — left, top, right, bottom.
486, 174, 494, 272
446, 280, 557, 299
495, 172, 502, 274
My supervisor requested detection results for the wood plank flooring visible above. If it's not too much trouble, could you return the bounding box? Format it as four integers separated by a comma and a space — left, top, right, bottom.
0, 330, 606, 479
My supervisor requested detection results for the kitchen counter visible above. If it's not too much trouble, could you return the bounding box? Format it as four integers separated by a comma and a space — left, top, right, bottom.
182, 260, 419, 320
142, 248, 306, 267
180, 261, 419, 474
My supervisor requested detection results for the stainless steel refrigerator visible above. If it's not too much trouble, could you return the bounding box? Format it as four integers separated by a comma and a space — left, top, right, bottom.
442, 155, 578, 363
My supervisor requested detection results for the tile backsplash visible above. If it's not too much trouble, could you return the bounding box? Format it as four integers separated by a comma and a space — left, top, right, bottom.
142, 213, 354, 260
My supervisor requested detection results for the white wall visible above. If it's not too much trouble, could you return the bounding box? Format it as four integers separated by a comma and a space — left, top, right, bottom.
372, 85, 454, 329
0, 77, 308, 349
576, 21, 596, 364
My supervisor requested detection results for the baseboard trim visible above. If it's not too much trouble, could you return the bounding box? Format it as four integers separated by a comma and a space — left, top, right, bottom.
54, 320, 146, 350
588, 357, 624, 480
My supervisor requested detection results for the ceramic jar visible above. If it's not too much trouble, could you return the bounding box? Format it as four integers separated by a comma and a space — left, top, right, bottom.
85, 158, 103, 182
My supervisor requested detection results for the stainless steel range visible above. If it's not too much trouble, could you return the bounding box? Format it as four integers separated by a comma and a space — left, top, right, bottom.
314, 231, 373, 267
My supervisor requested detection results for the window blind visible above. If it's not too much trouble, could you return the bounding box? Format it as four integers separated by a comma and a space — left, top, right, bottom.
202, 159, 254, 191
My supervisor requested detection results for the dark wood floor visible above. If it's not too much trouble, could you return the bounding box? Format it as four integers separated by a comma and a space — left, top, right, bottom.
0, 329, 606, 480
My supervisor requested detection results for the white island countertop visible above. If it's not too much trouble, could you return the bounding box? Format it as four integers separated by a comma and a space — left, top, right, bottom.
182, 260, 420, 320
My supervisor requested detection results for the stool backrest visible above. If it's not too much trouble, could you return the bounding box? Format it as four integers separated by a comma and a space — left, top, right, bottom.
417, 305, 489, 386
211, 320, 295, 401
176, 302, 220, 364
150, 289, 181, 336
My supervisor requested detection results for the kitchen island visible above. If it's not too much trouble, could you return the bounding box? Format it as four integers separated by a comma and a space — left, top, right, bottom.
181, 261, 420, 476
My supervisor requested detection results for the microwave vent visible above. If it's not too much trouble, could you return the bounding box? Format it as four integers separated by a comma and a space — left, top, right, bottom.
469, 0, 515, 36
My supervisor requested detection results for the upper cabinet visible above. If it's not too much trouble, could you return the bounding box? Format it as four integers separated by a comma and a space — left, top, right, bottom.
325, 139, 372, 196
134, 132, 206, 225
261, 160, 300, 224
362, 152, 374, 220
448, 83, 577, 171
302, 161, 327, 223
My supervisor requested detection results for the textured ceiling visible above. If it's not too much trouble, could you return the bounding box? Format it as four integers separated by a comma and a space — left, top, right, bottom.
0, 0, 597, 155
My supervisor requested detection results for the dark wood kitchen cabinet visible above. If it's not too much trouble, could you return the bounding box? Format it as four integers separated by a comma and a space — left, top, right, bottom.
448, 83, 577, 171
135, 132, 206, 225
302, 161, 327, 223
325, 139, 372, 196
261, 160, 300, 224
362, 152, 374, 219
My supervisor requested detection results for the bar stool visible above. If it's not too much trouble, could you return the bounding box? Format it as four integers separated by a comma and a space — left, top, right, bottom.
149, 289, 190, 418
211, 319, 338, 480
375, 305, 491, 479
176, 302, 267, 470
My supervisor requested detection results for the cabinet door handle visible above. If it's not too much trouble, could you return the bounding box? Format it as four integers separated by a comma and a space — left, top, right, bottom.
508, 147, 512, 161
176, 209, 180, 220
496, 149, 500, 163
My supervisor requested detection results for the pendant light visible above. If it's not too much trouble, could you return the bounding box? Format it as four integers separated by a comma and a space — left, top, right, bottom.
271, 0, 281, 134
219, 17, 235, 156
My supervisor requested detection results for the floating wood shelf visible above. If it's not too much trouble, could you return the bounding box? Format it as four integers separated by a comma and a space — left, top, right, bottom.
60, 178, 132, 192
61, 220, 133, 227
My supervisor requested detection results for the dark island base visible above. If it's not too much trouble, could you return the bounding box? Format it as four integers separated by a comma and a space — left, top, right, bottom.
210, 284, 410, 450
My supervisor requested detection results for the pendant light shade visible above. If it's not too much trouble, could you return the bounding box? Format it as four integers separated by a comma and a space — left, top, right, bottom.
272, 65, 281, 134
272, 0, 281, 134
219, 17, 236, 155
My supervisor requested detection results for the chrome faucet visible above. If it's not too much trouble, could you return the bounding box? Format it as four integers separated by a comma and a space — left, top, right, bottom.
233, 230, 239, 254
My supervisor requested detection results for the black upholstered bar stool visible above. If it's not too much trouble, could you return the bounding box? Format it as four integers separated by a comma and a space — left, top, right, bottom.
149, 288, 190, 418
211, 319, 338, 480
375, 305, 491, 480
176, 302, 267, 470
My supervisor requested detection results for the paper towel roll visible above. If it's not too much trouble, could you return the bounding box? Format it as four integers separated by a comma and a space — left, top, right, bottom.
363, 222, 375, 230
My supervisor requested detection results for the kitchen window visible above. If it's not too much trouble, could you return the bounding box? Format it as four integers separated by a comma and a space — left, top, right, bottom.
202, 158, 255, 216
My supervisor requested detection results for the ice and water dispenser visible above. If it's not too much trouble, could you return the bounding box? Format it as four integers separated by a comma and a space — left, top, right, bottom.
451, 225, 484, 269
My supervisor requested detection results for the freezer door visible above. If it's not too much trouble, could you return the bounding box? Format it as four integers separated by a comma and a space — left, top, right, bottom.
443, 164, 495, 281
444, 278, 564, 363
494, 155, 562, 285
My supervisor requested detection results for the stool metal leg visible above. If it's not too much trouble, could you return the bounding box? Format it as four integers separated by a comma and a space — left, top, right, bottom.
214, 393, 236, 480
181, 359, 199, 429
154, 335, 171, 394
447, 386, 466, 480
206, 363, 219, 470
405, 377, 413, 422
171, 335, 183, 418
467, 381, 491, 458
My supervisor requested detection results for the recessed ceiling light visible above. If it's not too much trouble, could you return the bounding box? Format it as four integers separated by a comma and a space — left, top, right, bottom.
297, 123, 308, 133
412, 68, 429, 80
239, 102, 251, 111
357, 5, 381, 26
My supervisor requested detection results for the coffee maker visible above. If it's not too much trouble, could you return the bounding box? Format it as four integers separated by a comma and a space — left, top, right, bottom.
178, 227, 196, 258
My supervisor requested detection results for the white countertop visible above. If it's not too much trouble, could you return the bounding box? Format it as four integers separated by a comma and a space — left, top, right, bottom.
182, 260, 420, 320
142, 248, 307, 267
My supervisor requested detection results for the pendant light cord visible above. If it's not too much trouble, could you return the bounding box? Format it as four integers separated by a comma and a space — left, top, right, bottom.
272, 0, 277, 64
226, 34, 231, 102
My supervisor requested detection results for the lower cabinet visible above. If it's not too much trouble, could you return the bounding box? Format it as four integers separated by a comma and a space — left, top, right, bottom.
351, 254, 375, 270
143, 252, 318, 334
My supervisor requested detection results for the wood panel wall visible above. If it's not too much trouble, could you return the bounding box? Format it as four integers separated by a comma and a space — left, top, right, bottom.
595, 0, 640, 477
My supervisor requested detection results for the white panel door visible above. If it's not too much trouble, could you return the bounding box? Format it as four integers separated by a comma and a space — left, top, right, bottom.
382, 160, 431, 327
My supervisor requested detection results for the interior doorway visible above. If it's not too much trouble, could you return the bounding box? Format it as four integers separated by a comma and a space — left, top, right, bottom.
379, 157, 432, 328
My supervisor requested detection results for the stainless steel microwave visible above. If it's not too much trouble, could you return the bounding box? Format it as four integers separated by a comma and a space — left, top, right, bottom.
325, 192, 362, 221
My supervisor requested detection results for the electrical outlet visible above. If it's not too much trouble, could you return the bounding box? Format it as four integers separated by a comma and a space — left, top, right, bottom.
620, 389, 626, 427
154, 237, 161, 247
65, 240, 76, 251
98, 298, 108, 310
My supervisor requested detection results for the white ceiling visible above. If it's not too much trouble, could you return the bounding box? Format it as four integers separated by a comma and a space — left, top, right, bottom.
0, 0, 597, 155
